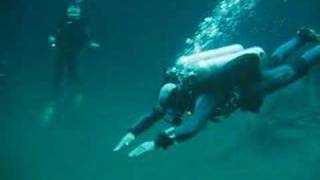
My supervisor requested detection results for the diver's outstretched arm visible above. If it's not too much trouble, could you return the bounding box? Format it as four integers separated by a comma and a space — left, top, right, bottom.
128, 93, 222, 157
113, 106, 164, 152
128, 106, 164, 136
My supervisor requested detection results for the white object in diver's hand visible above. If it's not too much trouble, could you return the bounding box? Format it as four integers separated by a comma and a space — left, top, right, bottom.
128, 141, 156, 158
113, 132, 135, 152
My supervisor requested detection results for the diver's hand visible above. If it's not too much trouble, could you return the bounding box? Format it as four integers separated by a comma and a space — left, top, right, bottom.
113, 132, 135, 152
89, 42, 101, 48
128, 141, 156, 158
48, 35, 56, 48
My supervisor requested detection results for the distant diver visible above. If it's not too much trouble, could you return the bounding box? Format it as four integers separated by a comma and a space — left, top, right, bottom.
42, 0, 100, 124
114, 27, 320, 157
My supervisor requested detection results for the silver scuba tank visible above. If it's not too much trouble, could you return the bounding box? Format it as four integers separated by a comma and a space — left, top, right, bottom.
173, 46, 266, 89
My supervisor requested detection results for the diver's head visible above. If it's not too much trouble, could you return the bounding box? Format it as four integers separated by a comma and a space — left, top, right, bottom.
159, 83, 189, 115
159, 83, 178, 106
67, 5, 81, 20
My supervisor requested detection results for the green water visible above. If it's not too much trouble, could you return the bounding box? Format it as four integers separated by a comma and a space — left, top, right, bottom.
1, 0, 320, 179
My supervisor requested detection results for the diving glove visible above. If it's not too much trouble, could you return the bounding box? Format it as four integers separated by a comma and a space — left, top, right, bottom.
113, 132, 135, 152
128, 141, 156, 158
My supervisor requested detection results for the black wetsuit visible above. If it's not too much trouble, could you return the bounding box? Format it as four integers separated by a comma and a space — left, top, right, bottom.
128, 35, 320, 149
52, 17, 90, 100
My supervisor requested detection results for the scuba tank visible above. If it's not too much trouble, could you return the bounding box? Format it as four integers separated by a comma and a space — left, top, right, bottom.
168, 46, 265, 90
169, 44, 245, 85
176, 44, 244, 67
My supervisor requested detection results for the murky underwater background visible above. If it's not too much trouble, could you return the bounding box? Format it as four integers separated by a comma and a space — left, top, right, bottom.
1, 0, 320, 179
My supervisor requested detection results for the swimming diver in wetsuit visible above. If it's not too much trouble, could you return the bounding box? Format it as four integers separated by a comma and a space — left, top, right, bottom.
42, 0, 100, 124
114, 27, 320, 157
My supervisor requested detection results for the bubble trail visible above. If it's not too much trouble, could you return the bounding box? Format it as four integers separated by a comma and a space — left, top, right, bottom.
182, 0, 261, 56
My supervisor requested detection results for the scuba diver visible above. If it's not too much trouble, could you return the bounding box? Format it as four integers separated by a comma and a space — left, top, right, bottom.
114, 27, 320, 157
42, 0, 100, 124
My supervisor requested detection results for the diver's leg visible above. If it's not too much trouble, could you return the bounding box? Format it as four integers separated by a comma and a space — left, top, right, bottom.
259, 45, 320, 95
268, 37, 306, 68
301, 45, 320, 65
268, 27, 320, 67
52, 53, 66, 101
42, 51, 66, 125
67, 53, 84, 105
